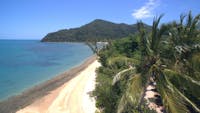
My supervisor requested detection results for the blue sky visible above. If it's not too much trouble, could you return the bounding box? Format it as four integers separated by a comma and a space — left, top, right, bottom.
0, 0, 199, 39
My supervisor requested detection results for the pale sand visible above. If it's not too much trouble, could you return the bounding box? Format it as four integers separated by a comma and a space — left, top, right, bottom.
144, 84, 164, 113
146, 85, 155, 90
17, 60, 101, 113
144, 91, 159, 99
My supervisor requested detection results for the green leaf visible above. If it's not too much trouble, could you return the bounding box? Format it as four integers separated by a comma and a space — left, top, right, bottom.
117, 74, 145, 113
159, 69, 200, 112
156, 72, 190, 113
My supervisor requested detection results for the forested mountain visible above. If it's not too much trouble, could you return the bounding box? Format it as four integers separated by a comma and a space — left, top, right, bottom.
41, 19, 151, 42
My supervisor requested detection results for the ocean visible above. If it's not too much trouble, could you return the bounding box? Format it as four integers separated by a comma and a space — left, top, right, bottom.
0, 40, 92, 101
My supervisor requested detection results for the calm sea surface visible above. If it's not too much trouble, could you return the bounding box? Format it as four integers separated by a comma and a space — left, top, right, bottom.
0, 40, 92, 100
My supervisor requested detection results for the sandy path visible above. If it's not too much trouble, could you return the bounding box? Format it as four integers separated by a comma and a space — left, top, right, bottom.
17, 60, 100, 113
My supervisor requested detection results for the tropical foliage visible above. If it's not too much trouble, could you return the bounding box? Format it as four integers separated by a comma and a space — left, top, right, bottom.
93, 12, 200, 113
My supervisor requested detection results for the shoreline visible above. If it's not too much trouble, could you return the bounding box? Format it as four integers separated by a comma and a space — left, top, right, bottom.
0, 55, 97, 113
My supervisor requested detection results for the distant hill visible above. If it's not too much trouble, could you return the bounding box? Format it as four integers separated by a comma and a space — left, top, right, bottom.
41, 19, 151, 42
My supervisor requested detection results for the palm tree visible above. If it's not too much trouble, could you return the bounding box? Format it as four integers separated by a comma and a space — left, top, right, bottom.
112, 12, 200, 113
86, 41, 99, 54
113, 15, 168, 113
165, 11, 200, 112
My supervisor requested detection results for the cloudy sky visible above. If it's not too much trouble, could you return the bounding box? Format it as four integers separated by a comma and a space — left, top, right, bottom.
0, 0, 199, 39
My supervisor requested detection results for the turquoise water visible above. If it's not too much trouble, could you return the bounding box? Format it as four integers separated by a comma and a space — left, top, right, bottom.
0, 40, 92, 101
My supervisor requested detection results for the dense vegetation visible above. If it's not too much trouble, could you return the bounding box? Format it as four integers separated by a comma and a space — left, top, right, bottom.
93, 12, 200, 113
41, 19, 151, 42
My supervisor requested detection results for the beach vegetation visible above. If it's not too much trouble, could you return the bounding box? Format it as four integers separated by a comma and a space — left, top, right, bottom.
93, 11, 200, 113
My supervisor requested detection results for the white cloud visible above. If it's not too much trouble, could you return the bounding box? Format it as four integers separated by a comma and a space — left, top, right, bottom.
132, 0, 159, 19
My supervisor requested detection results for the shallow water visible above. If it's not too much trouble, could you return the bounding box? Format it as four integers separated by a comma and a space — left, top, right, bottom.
0, 40, 92, 100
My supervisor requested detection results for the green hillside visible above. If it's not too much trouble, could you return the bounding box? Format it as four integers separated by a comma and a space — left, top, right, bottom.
41, 19, 151, 42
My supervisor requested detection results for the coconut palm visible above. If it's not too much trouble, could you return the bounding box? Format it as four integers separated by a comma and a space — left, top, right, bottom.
112, 15, 168, 113
112, 12, 200, 113
86, 41, 99, 54
165, 11, 200, 112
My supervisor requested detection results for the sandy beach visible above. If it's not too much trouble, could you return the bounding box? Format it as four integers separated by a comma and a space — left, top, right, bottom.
16, 60, 100, 113
0, 55, 99, 113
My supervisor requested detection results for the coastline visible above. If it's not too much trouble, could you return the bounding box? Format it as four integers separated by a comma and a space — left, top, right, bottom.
0, 55, 97, 113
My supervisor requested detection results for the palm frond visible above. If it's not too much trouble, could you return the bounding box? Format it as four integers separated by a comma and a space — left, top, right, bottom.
191, 14, 200, 30
161, 69, 200, 112
191, 52, 200, 74
112, 67, 136, 85
164, 69, 200, 86
151, 14, 164, 52
107, 56, 139, 67
163, 69, 200, 109
85, 41, 98, 53
137, 21, 153, 56
156, 72, 190, 113
155, 24, 169, 50
117, 94, 128, 113
117, 74, 145, 113
180, 14, 186, 26
158, 86, 189, 113
186, 11, 193, 28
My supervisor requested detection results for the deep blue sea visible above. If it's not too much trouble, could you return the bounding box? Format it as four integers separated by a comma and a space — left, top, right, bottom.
0, 40, 92, 101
